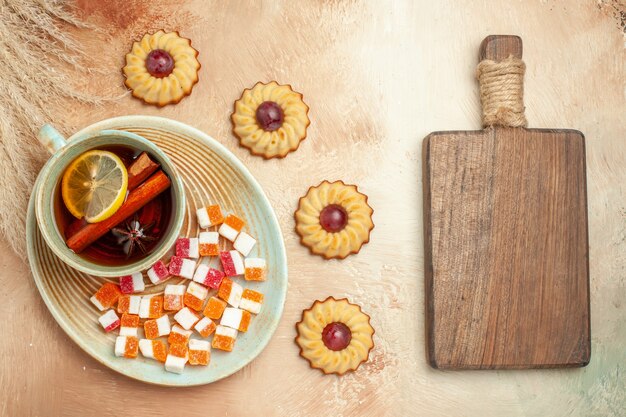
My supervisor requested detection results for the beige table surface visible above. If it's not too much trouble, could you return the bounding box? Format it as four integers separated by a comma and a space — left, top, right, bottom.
1, 1, 625, 416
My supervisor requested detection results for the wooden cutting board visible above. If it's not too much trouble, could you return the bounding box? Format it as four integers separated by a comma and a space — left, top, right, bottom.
422, 35, 590, 369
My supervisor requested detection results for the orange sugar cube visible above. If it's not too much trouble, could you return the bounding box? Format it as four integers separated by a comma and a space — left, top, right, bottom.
212, 336, 234, 352
168, 324, 192, 345
189, 350, 210, 366
217, 277, 243, 307
117, 295, 141, 315
242, 289, 264, 303
207, 205, 224, 225
117, 296, 129, 313
198, 232, 220, 257
197, 205, 224, 229
115, 336, 138, 358
149, 296, 164, 317
90, 283, 122, 311
183, 294, 204, 311
152, 340, 167, 362
224, 214, 244, 231
144, 320, 158, 340
121, 313, 139, 328
169, 343, 189, 359
212, 325, 237, 352
144, 315, 170, 340
203, 296, 227, 320
184, 282, 208, 312
239, 311, 251, 332
163, 284, 185, 311
244, 258, 266, 281
217, 278, 232, 302
120, 313, 140, 335
194, 317, 216, 338
139, 295, 164, 319
139, 339, 167, 362
240, 289, 264, 314
188, 340, 210, 366
219, 214, 245, 241
244, 269, 264, 281
199, 244, 219, 257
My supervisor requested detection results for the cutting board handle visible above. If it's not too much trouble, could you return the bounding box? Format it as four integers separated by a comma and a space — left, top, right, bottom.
477, 35, 527, 128
479, 35, 523, 61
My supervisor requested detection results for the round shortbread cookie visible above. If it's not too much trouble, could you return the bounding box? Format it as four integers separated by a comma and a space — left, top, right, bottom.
231, 81, 310, 159
123, 30, 200, 107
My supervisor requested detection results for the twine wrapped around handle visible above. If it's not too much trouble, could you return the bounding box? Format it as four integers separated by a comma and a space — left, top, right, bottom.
476, 56, 527, 128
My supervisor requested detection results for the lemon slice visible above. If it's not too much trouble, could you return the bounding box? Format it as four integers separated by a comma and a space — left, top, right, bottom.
62, 150, 128, 223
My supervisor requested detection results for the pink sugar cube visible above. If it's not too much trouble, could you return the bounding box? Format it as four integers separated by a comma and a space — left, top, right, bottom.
147, 260, 169, 284
169, 256, 196, 279
220, 250, 244, 277
205, 268, 225, 289
192, 265, 225, 289
119, 272, 145, 294
175, 237, 199, 259
98, 310, 120, 333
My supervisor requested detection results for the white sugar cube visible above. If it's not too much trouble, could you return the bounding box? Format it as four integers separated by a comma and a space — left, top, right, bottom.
98, 310, 120, 331
127, 295, 141, 315
114, 336, 131, 357
127, 272, 145, 293
221, 308, 244, 330
170, 324, 192, 340
233, 232, 256, 256
138, 296, 155, 319
156, 314, 171, 336
226, 280, 243, 308
218, 223, 239, 242
215, 324, 238, 339
138, 339, 155, 359
147, 260, 169, 284
192, 264, 210, 284
194, 317, 215, 335
146, 269, 159, 285
244, 257, 266, 269
199, 231, 219, 244
232, 251, 245, 275
196, 207, 210, 229
188, 238, 199, 259
187, 281, 208, 300
221, 250, 244, 276
90, 296, 105, 311
180, 258, 196, 280
239, 297, 262, 315
165, 354, 187, 374
164, 284, 185, 296
189, 339, 210, 351
174, 307, 200, 330
119, 326, 137, 337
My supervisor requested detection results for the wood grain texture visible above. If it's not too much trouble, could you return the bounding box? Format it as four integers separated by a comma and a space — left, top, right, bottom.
479, 35, 523, 61
423, 35, 590, 369
424, 127, 590, 369
1, 1, 624, 416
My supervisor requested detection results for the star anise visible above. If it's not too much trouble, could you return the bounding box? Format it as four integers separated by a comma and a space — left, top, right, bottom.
111, 215, 157, 258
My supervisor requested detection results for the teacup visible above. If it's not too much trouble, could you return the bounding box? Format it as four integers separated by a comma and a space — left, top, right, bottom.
34, 124, 185, 277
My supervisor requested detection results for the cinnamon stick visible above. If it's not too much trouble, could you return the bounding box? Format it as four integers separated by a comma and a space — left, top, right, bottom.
65, 152, 159, 239
67, 170, 171, 253
127, 152, 159, 190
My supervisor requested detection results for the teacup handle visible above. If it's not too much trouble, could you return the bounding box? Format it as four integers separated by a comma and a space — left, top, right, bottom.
38, 124, 68, 154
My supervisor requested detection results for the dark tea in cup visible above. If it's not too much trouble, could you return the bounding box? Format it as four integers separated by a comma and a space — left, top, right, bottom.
54, 145, 174, 266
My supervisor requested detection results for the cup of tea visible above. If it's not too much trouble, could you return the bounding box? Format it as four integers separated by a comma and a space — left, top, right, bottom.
34, 124, 185, 277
